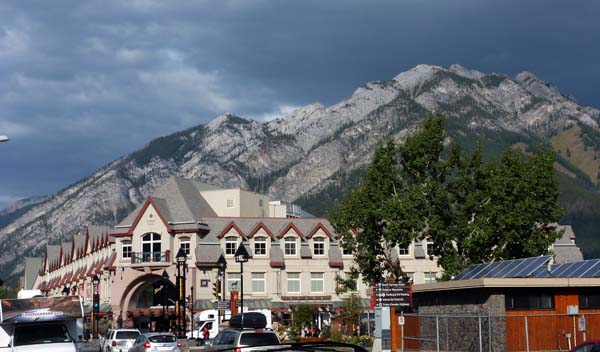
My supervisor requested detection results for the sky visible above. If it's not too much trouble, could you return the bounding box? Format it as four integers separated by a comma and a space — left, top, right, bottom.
0, 0, 599, 209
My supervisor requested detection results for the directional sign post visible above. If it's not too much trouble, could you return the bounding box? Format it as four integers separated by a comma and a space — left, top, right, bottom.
216, 300, 230, 309
375, 283, 411, 308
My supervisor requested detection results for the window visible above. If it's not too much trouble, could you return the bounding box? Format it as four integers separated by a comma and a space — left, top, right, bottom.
287, 272, 300, 293
284, 237, 297, 256
580, 293, 600, 309
259, 199, 264, 207
342, 243, 353, 256
225, 236, 238, 256
180, 237, 190, 256
311, 272, 324, 293
251, 272, 266, 293
506, 293, 554, 310
398, 245, 410, 256
424, 273, 437, 283
142, 233, 161, 262
122, 241, 132, 259
313, 237, 325, 256
226, 199, 234, 208
254, 237, 267, 256
426, 238, 434, 254
227, 273, 241, 292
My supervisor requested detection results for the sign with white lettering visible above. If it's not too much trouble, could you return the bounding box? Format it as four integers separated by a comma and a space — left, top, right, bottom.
578, 316, 586, 332
374, 283, 411, 307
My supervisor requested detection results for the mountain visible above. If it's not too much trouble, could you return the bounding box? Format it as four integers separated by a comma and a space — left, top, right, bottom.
2, 64, 600, 285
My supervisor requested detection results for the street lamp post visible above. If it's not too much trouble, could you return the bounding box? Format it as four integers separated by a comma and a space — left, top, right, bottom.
190, 285, 194, 335
161, 269, 169, 328
234, 242, 249, 321
92, 274, 100, 339
175, 247, 187, 338
216, 255, 227, 325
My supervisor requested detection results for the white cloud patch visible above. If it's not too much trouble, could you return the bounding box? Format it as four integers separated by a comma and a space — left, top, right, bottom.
253, 104, 301, 122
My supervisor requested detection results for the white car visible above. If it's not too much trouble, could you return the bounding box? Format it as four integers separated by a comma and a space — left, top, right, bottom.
103, 329, 140, 352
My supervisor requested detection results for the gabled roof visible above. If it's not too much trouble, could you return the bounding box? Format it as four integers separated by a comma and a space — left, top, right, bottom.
247, 222, 276, 238
306, 223, 334, 239
217, 221, 246, 239
126, 197, 173, 235
278, 223, 305, 239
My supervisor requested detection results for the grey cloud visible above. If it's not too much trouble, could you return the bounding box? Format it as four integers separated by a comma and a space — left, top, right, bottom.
1, 0, 600, 208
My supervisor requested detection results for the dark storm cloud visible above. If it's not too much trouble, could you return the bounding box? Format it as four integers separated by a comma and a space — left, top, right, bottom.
1, 0, 599, 208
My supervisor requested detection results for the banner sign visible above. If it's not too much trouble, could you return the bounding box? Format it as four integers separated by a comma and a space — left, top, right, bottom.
374, 283, 411, 307
0, 296, 83, 323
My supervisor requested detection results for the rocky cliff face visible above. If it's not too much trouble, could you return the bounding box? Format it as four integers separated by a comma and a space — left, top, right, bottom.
1, 64, 599, 283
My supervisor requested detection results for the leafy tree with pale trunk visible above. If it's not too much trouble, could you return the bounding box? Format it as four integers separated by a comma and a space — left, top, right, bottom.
330, 113, 563, 285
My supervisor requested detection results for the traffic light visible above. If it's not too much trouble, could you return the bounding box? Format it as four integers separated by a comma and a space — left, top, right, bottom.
92, 293, 100, 313
212, 281, 220, 300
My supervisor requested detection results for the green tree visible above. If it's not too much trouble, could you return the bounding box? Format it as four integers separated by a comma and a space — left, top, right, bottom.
330, 113, 563, 283
289, 305, 316, 341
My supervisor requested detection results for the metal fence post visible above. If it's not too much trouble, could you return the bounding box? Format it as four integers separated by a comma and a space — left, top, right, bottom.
436, 315, 440, 352
446, 316, 449, 352
478, 316, 483, 352
524, 316, 529, 352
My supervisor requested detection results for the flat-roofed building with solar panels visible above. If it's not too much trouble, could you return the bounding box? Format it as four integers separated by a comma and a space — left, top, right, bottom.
404, 256, 600, 351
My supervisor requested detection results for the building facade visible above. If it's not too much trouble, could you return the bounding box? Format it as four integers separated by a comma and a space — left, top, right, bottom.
26, 176, 442, 330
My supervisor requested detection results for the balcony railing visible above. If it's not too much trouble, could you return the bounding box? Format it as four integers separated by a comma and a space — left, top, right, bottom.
131, 251, 170, 264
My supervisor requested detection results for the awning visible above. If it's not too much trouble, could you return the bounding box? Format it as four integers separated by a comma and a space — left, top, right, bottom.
103, 252, 117, 272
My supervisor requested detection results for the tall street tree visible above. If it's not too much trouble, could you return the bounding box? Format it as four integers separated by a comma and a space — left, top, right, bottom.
330, 113, 563, 284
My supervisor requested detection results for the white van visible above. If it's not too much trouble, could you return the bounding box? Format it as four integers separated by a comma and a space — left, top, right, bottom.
0, 296, 84, 352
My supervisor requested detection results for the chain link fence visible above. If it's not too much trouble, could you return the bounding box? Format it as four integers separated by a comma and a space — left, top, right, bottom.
398, 312, 600, 351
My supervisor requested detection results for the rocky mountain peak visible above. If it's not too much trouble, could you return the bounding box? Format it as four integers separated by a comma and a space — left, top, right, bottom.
2, 64, 600, 284
449, 64, 485, 80
393, 64, 444, 91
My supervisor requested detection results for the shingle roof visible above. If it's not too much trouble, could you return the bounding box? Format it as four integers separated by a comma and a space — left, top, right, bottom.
328, 243, 343, 268
23, 257, 42, 290
195, 244, 224, 266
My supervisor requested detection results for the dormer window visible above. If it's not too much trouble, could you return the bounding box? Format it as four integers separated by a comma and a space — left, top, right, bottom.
254, 237, 267, 256
399, 244, 410, 256
225, 236, 238, 256
180, 237, 190, 256
313, 237, 325, 256
284, 237, 297, 256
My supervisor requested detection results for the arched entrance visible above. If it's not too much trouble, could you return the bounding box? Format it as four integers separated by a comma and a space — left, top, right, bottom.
121, 273, 178, 332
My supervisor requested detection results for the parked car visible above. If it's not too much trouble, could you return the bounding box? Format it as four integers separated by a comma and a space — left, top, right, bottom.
128, 333, 182, 352
103, 328, 141, 352
572, 339, 600, 352
98, 329, 112, 352
206, 312, 279, 352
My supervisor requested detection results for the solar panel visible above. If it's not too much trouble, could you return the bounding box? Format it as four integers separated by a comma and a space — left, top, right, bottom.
485, 260, 515, 278
530, 264, 551, 278
499, 258, 530, 278
463, 263, 493, 280
550, 262, 577, 277
453, 264, 482, 280
578, 259, 600, 278
471, 262, 504, 279
491, 258, 524, 277
582, 260, 600, 278
561, 261, 590, 278
512, 256, 552, 277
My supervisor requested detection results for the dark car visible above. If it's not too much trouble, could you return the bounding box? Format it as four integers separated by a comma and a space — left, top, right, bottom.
572, 339, 600, 352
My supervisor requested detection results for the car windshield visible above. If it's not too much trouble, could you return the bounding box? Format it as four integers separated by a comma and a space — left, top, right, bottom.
239, 332, 279, 346
148, 335, 177, 343
13, 323, 72, 346
115, 331, 140, 339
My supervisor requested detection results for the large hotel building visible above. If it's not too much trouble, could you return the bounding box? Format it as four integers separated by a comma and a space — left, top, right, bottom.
21, 176, 442, 329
